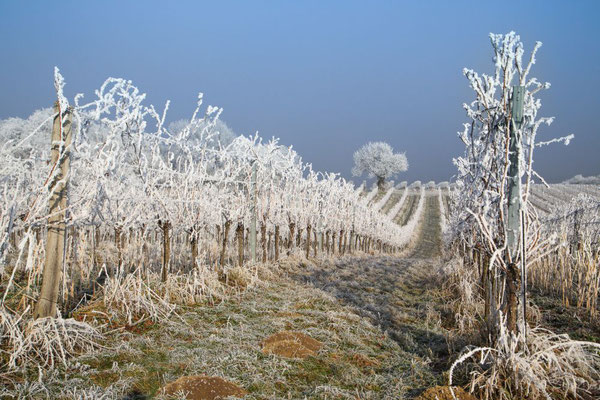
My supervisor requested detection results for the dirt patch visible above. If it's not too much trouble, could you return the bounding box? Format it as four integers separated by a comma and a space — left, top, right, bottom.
161, 375, 247, 399
416, 386, 478, 400
261, 331, 322, 359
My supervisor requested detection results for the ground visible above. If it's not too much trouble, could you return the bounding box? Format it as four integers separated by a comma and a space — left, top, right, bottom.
1, 192, 463, 399
6, 191, 596, 399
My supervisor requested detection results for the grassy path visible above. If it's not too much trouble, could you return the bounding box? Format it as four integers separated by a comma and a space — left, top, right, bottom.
409, 194, 442, 258
290, 192, 452, 397
380, 188, 404, 215
393, 193, 417, 226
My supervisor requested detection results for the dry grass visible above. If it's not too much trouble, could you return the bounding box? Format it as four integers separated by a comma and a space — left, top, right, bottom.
450, 324, 600, 400
529, 241, 599, 318
1, 305, 104, 387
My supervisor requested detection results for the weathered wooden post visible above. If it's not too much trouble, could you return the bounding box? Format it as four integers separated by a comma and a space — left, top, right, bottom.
159, 220, 171, 282
249, 161, 257, 263
505, 85, 525, 334
35, 103, 72, 319
305, 223, 312, 258
274, 225, 280, 260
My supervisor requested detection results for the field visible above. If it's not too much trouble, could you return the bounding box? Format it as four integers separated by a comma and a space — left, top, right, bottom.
2, 181, 597, 399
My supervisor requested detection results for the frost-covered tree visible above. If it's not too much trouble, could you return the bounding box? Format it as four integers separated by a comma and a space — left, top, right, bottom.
449, 31, 563, 338
352, 142, 408, 190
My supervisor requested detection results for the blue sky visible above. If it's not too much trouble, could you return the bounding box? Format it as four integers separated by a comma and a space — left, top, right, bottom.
1, 1, 598, 183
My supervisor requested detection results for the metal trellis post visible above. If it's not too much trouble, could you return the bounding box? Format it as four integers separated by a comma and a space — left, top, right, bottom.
507, 85, 525, 260
507, 85, 525, 335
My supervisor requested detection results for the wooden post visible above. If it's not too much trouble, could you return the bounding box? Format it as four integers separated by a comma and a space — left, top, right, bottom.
191, 229, 198, 269
115, 225, 122, 273
249, 162, 257, 263
35, 103, 72, 319
305, 224, 312, 258
274, 226, 280, 261
160, 220, 171, 282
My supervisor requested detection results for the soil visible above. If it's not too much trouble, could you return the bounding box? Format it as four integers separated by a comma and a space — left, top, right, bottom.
161, 375, 247, 399
261, 331, 322, 359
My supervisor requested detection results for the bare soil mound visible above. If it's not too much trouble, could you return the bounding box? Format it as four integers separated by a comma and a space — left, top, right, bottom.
161, 375, 247, 399
416, 386, 478, 400
261, 331, 322, 359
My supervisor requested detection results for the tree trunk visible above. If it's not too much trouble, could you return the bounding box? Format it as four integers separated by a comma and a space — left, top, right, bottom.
216, 224, 221, 247
92, 225, 99, 270
267, 231, 272, 261
377, 176, 385, 191
141, 226, 149, 276
320, 232, 324, 252
220, 220, 231, 268
313, 230, 318, 257
236, 222, 244, 267
482, 253, 491, 336
287, 222, 295, 255
506, 262, 521, 335
191, 231, 198, 269
261, 223, 267, 263
332, 232, 337, 255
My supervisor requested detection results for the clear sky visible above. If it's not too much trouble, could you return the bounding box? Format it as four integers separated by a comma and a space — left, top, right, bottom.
1, 0, 598, 183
